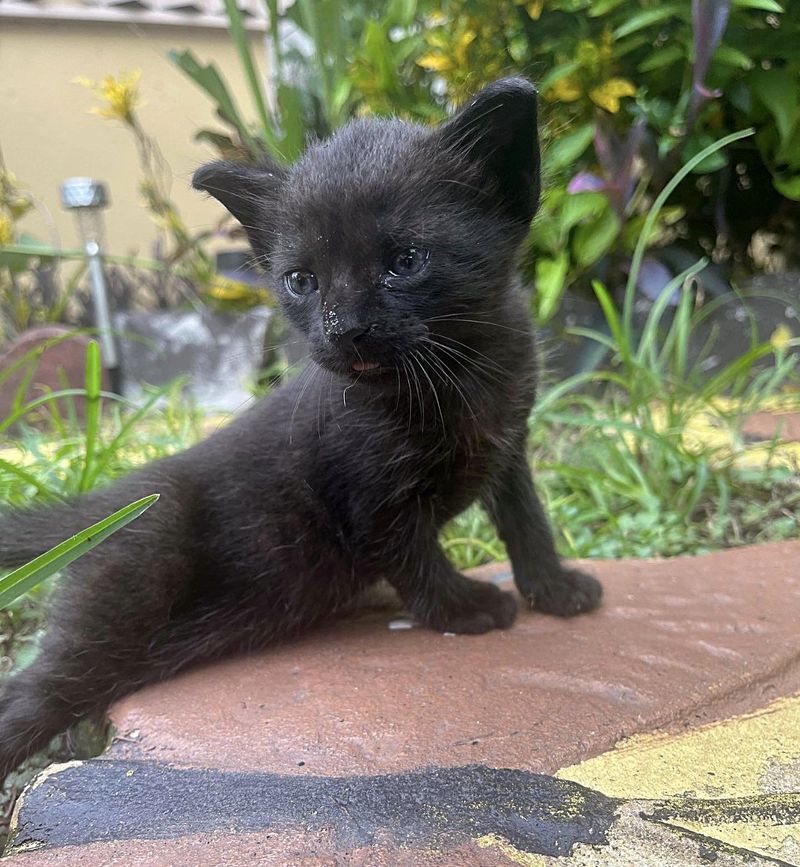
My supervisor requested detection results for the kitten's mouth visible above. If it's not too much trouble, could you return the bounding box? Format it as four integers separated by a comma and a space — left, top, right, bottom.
352, 360, 382, 373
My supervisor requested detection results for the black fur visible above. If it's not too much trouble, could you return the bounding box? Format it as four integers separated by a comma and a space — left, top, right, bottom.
0, 78, 601, 782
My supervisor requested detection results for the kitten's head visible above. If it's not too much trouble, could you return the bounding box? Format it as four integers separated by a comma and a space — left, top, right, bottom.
193, 78, 540, 378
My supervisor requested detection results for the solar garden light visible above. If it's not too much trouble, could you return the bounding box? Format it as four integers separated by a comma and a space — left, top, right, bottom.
60, 177, 121, 393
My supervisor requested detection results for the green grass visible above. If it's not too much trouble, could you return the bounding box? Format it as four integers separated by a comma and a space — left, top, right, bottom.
2, 131, 799, 648
442, 130, 800, 569
0, 345, 203, 677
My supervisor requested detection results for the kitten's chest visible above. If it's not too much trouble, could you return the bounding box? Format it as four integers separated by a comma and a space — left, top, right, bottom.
415, 414, 507, 508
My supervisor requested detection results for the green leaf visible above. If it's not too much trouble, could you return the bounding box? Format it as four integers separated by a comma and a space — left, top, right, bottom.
639, 45, 684, 72
168, 49, 264, 159
713, 44, 754, 70
543, 124, 595, 171
572, 211, 621, 267
614, 4, 684, 39
385, 0, 416, 26
0, 243, 164, 272
222, 0, 278, 154
275, 83, 306, 161
0, 495, 159, 609
560, 191, 610, 235
537, 62, 580, 93
535, 252, 570, 323
0, 238, 65, 273
749, 68, 798, 146
774, 174, 800, 200
731, 0, 783, 10
588, 0, 627, 16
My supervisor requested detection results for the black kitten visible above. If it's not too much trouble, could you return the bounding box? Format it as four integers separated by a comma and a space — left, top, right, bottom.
0, 78, 601, 782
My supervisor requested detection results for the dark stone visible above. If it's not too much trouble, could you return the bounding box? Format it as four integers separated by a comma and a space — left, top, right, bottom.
114, 306, 276, 412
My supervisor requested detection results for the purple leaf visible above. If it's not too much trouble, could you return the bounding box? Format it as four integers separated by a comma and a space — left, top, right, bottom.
567, 172, 606, 194
592, 115, 646, 216
688, 0, 730, 129
692, 0, 730, 87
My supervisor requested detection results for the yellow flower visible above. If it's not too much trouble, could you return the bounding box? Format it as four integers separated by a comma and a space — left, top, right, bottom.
417, 52, 454, 72
589, 77, 636, 113
770, 323, 793, 352
514, 0, 543, 15
454, 29, 477, 67
0, 170, 32, 220
207, 277, 252, 301
0, 215, 15, 246
75, 70, 142, 124
526, 0, 544, 18
548, 76, 582, 102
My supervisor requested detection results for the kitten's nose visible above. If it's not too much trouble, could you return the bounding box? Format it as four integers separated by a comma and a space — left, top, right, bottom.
329, 325, 369, 349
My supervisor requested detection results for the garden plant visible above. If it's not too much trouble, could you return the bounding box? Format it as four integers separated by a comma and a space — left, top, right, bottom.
0, 0, 798, 844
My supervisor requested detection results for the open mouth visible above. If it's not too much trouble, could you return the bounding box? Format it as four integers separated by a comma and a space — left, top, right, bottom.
351, 360, 382, 373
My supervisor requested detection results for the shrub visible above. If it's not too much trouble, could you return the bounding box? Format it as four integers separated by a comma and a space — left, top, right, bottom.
411, 0, 800, 319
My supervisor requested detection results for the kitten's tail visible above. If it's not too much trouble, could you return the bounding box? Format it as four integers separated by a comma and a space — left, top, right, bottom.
0, 498, 112, 568
0, 489, 135, 569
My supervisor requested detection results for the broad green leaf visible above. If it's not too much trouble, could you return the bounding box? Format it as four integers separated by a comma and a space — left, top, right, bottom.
588, 0, 626, 15
0, 243, 164, 272
386, 0, 416, 26
572, 211, 621, 267
535, 252, 570, 323
639, 45, 684, 72
749, 68, 798, 146
168, 49, 264, 158
275, 83, 306, 161
774, 174, 800, 200
537, 62, 580, 93
731, 0, 783, 10
614, 4, 684, 39
713, 44, 754, 70
0, 495, 159, 609
543, 124, 595, 171
222, 0, 278, 153
560, 191, 609, 235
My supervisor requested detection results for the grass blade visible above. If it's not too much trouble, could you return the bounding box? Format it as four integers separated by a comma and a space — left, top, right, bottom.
624, 128, 755, 338
0, 494, 159, 609
77, 341, 102, 493
222, 0, 279, 153
0, 458, 64, 502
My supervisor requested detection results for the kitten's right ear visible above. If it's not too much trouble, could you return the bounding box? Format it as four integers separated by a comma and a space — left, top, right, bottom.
192, 160, 285, 250
437, 77, 541, 226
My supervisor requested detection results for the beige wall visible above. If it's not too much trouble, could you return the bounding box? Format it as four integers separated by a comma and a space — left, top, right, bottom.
0, 19, 266, 256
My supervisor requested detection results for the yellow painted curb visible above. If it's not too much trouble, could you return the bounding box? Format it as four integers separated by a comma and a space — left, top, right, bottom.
557, 694, 800, 863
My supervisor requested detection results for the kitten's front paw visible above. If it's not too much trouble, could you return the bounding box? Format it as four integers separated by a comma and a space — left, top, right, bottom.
531, 568, 602, 617
425, 579, 518, 635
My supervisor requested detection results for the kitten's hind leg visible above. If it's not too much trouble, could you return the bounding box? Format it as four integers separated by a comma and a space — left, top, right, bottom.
0, 543, 198, 783
483, 451, 602, 616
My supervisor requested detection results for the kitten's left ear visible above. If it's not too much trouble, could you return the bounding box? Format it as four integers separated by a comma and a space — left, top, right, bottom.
438, 77, 541, 224
192, 159, 286, 251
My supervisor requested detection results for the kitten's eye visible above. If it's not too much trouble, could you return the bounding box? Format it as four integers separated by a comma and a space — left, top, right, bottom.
284, 270, 318, 297
388, 247, 429, 277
